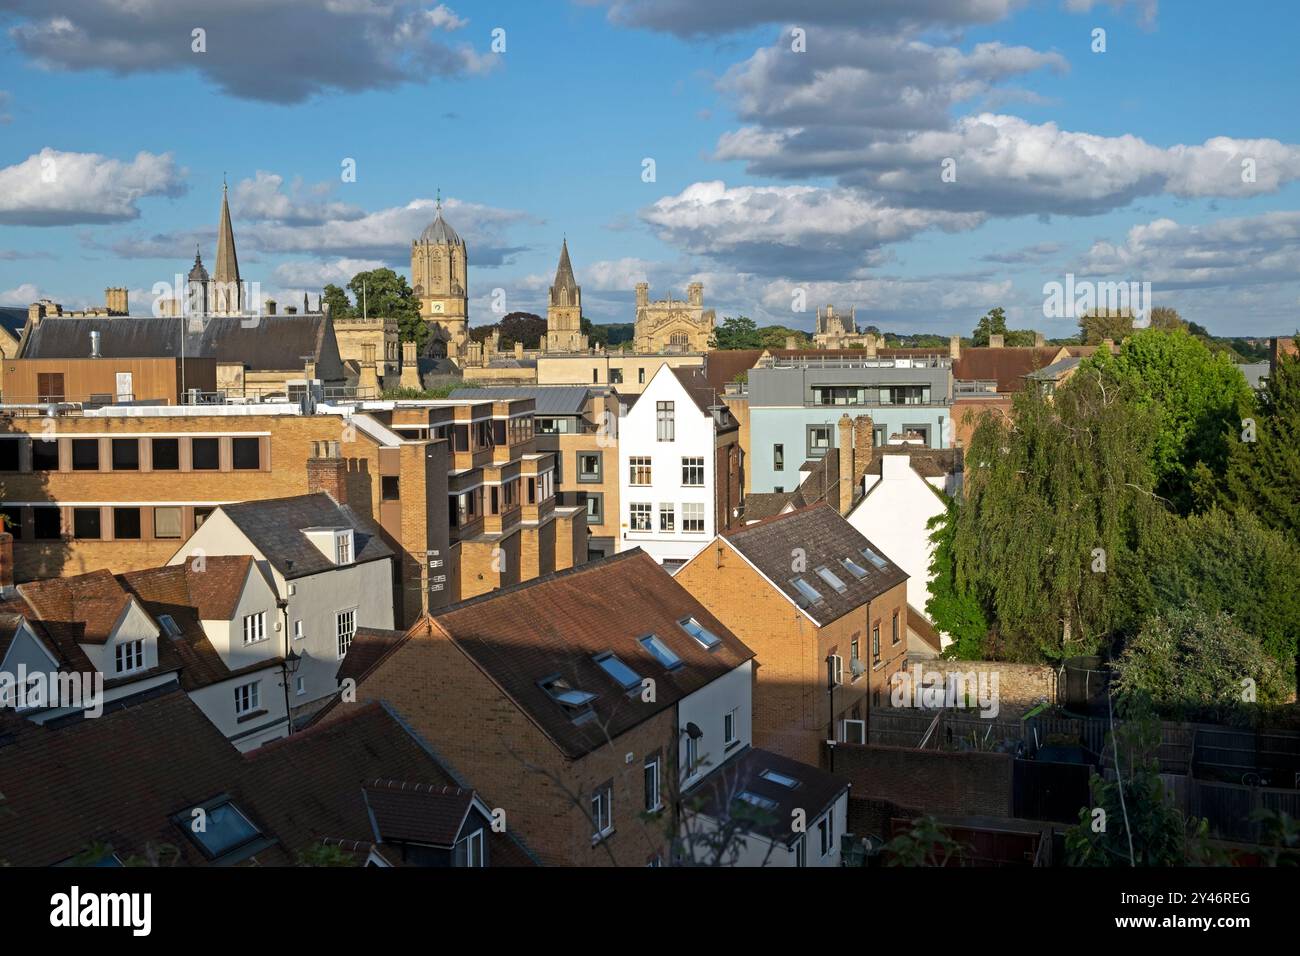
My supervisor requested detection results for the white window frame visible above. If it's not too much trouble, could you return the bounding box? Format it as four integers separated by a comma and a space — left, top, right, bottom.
658, 502, 675, 532
335, 531, 353, 565
644, 756, 662, 813
681, 456, 705, 486
336, 608, 358, 659
818, 812, 834, 857
629, 502, 652, 531
724, 707, 738, 746
293, 619, 304, 641
465, 828, 485, 867
685, 734, 699, 776
628, 456, 652, 486
841, 718, 866, 745
295, 676, 306, 697
234, 680, 260, 716
114, 639, 145, 675
681, 501, 705, 533
656, 401, 675, 442
242, 611, 267, 646
591, 784, 614, 841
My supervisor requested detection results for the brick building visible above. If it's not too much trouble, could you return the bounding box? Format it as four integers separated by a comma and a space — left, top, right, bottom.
673, 503, 911, 766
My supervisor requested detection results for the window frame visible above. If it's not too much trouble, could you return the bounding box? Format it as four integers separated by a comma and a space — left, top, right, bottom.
336, 607, 358, 659
681, 456, 705, 487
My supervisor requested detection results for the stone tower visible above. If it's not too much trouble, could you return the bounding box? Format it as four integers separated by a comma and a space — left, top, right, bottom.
545, 238, 588, 353
411, 194, 469, 357
186, 247, 209, 316
210, 182, 242, 316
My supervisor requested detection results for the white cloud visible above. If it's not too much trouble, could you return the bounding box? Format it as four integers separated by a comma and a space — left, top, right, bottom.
0, 282, 43, 306
232, 172, 364, 226
0, 148, 186, 226
272, 258, 387, 289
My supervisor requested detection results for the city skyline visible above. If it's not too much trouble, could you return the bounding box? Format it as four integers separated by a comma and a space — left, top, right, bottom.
2, 0, 1300, 335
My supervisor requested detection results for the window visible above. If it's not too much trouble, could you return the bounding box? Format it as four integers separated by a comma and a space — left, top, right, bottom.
609, 368, 623, 384
295, 677, 306, 696
892, 610, 900, 645
842, 719, 866, 745
679, 616, 721, 649
638, 367, 646, 384
773, 443, 784, 471
71, 439, 99, 471
293, 620, 304, 641
115, 639, 144, 674
850, 635, 860, 671
33, 507, 61, 540
813, 385, 866, 406
153, 506, 182, 540
640, 633, 682, 669
658, 503, 675, 532
794, 836, 807, 867
242, 611, 267, 646
591, 783, 613, 839
336, 533, 352, 565
818, 813, 835, 857
151, 438, 180, 470
737, 791, 778, 811
644, 755, 662, 812
656, 401, 675, 441
194, 507, 214, 528
577, 452, 602, 482
181, 800, 262, 860
464, 829, 485, 867
681, 456, 704, 486
628, 456, 651, 485
191, 437, 219, 470
110, 438, 139, 471
31, 440, 59, 471
829, 654, 844, 686
113, 507, 141, 540
629, 502, 652, 531
232, 437, 260, 470
861, 546, 889, 569
381, 476, 400, 500
541, 675, 597, 709
595, 652, 642, 690
0, 440, 20, 472
585, 493, 604, 524
872, 621, 881, 659
807, 425, 833, 457
879, 385, 931, 406
685, 735, 700, 775
158, 614, 181, 638
37, 372, 64, 403
72, 508, 101, 539
761, 769, 800, 789
0, 506, 20, 540
841, 556, 869, 579
681, 502, 704, 533
336, 608, 357, 658
816, 565, 848, 593
790, 577, 822, 605
234, 681, 260, 716
724, 707, 738, 746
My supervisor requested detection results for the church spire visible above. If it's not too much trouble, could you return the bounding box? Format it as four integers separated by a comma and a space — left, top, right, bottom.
552, 237, 578, 294
212, 180, 241, 315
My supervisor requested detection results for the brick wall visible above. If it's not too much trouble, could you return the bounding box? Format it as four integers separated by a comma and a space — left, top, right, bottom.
829, 742, 1014, 818
885, 660, 1056, 717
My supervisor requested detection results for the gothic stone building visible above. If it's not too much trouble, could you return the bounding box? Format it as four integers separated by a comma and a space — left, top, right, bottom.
411, 199, 469, 359
545, 239, 588, 354
633, 282, 715, 353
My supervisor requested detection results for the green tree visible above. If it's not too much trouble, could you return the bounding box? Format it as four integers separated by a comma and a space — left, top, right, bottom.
710, 315, 763, 350
1078, 308, 1135, 345
347, 268, 425, 346
971, 307, 1008, 347
1083, 328, 1254, 512
1201, 347, 1300, 542
925, 502, 989, 660
1147, 306, 1186, 331
951, 367, 1165, 661
321, 283, 353, 319
1113, 605, 1290, 720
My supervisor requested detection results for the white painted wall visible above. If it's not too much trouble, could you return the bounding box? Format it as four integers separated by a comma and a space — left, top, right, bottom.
848, 455, 948, 638
208, 563, 281, 673
683, 789, 848, 867
677, 660, 753, 791
617, 364, 717, 565
188, 667, 289, 752
80, 600, 159, 677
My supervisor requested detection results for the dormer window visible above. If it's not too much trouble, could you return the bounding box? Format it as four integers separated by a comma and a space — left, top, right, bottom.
114, 639, 145, 674
336, 530, 353, 565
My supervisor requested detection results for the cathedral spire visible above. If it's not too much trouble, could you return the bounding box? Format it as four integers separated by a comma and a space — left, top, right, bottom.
552, 237, 578, 294
212, 180, 241, 314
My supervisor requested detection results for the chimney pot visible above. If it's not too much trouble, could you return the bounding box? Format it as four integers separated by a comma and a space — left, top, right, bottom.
988, 334, 1004, 349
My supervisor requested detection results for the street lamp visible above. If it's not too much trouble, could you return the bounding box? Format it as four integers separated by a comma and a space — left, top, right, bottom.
281, 649, 301, 734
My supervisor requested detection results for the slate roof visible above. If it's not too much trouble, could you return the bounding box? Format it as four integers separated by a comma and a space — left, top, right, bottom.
361, 780, 476, 848
448, 386, 591, 415
1024, 356, 1083, 381
217, 493, 393, 579
0, 306, 27, 340
721, 503, 908, 627
683, 746, 850, 848
864, 446, 962, 480
344, 550, 756, 760
19, 315, 333, 371
419, 206, 463, 246
0, 690, 535, 866
952, 346, 1063, 392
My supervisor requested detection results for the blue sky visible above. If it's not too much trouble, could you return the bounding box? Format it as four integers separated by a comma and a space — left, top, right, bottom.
2, 0, 1299, 337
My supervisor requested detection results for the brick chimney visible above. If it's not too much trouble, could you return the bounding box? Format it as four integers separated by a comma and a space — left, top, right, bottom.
1034, 331, 1045, 347
864, 332, 878, 358
837, 413, 854, 516
1101, 338, 1114, 353
949, 334, 960, 361
307, 440, 348, 503
0, 531, 13, 597
514, 341, 524, 360
988, 334, 1004, 349
400, 340, 421, 389
853, 415, 874, 490
785, 335, 797, 350
266, 299, 277, 316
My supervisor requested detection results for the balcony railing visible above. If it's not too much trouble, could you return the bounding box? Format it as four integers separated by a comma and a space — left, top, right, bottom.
759, 355, 952, 370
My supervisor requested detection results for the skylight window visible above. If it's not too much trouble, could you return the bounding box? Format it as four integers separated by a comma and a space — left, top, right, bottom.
840, 556, 869, 580
736, 791, 779, 812
760, 769, 800, 789
182, 800, 263, 860
640, 633, 682, 669
790, 577, 822, 605
815, 566, 848, 594
158, 614, 182, 638
594, 653, 642, 690
861, 546, 889, 570
541, 676, 597, 708
679, 616, 721, 650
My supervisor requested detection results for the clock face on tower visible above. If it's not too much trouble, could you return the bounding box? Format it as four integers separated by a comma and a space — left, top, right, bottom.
429, 301, 445, 314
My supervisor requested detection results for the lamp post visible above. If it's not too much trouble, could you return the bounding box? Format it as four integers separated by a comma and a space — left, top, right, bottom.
277, 597, 299, 734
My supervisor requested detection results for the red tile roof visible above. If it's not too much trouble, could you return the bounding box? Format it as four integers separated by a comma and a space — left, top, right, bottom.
16, 569, 130, 645
118, 556, 257, 621
952, 347, 1062, 392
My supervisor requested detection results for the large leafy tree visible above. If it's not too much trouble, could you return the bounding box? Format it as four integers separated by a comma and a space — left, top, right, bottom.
321, 283, 353, 319
925, 502, 989, 660
951, 366, 1166, 660
1112, 606, 1291, 719
1201, 347, 1300, 541
346, 268, 426, 346
1078, 309, 1136, 344
710, 315, 763, 350
971, 307, 1007, 347
1083, 328, 1254, 513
